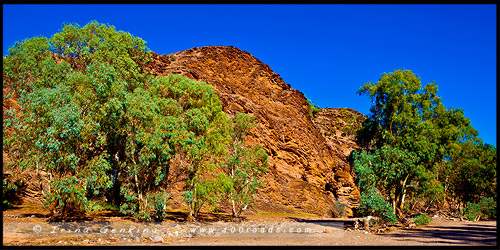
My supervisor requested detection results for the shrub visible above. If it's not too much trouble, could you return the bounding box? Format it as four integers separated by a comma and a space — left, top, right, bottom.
145, 191, 171, 221
333, 199, 348, 218
307, 99, 321, 118
84, 199, 119, 212
464, 202, 482, 221
3, 200, 13, 209
122, 191, 170, 221
478, 196, 496, 219
413, 213, 432, 225
358, 187, 398, 224
463, 197, 497, 221
44, 176, 87, 216
2, 175, 25, 208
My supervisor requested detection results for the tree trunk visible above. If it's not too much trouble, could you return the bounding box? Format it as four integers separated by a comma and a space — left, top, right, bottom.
392, 198, 397, 215
396, 173, 410, 215
231, 196, 238, 218
48, 171, 52, 195
191, 185, 197, 218
134, 174, 142, 210
36, 162, 45, 197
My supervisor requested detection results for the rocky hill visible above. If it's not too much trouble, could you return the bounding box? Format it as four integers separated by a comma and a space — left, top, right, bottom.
146, 46, 365, 216
3, 45, 366, 217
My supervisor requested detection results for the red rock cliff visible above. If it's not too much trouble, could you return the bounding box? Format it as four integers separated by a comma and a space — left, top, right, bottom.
147, 46, 362, 216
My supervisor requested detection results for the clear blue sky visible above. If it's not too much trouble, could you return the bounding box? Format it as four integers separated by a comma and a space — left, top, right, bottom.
2, 4, 497, 146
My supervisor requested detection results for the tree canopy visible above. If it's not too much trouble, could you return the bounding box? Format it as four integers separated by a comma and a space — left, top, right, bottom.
3, 21, 267, 221
354, 69, 496, 222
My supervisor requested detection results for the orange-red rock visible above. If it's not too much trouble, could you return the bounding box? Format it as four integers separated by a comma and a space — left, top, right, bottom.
147, 46, 364, 216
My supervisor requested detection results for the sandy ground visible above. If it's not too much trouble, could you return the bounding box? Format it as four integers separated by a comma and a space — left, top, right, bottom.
170, 219, 497, 246
2, 205, 497, 246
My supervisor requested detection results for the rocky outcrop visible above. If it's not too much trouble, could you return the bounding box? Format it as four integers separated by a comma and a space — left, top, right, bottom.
312, 108, 366, 210
4, 45, 364, 217
147, 46, 363, 216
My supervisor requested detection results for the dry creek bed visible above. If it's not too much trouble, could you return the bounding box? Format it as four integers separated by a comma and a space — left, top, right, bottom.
2, 206, 496, 246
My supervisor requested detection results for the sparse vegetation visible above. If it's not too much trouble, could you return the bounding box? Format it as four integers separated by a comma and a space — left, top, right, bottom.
84, 199, 119, 212
307, 98, 321, 118
2, 175, 25, 208
338, 109, 363, 137
333, 199, 348, 218
413, 213, 432, 225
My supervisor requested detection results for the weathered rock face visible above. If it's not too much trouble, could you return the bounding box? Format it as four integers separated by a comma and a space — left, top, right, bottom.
4, 45, 364, 217
147, 46, 363, 216
312, 108, 366, 210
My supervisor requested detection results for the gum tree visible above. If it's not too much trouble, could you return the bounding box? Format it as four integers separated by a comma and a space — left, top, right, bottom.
3, 22, 184, 220
222, 114, 268, 218
4, 21, 269, 221
354, 69, 484, 218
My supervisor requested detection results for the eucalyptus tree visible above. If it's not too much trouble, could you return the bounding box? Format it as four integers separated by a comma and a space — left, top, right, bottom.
354, 69, 487, 218
4, 21, 268, 221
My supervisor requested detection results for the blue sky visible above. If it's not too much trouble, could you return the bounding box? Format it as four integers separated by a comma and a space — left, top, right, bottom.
2, 4, 497, 146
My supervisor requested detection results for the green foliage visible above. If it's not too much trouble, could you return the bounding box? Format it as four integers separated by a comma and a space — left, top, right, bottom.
157, 75, 232, 219
3, 175, 25, 198
333, 199, 348, 218
463, 202, 482, 221
5, 21, 262, 221
133, 191, 171, 222
478, 197, 496, 219
119, 73, 225, 221
353, 145, 419, 216
449, 142, 497, 203
3, 21, 154, 218
45, 176, 88, 215
413, 213, 432, 226
222, 114, 268, 217
84, 199, 119, 212
183, 113, 268, 219
358, 186, 398, 224
49, 21, 151, 86
356, 69, 477, 158
3, 20, 269, 221
307, 99, 321, 118
183, 176, 226, 219
3, 200, 13, 210
355, 69, 495, 219
463, 197, 496, 221
2, 175, 25, 210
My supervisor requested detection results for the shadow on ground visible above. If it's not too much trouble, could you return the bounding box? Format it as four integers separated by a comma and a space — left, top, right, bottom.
287, 217, 358, 229
165, 211, 237, 223
378, 222, 497, 246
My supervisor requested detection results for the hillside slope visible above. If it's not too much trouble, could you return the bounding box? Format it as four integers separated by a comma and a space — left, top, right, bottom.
146, 46, 363, 216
